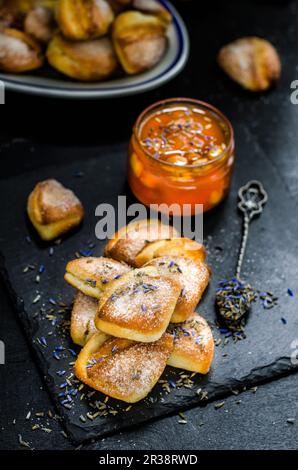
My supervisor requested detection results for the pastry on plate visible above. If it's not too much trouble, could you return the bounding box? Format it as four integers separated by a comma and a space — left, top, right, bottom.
64, 256, 131, 299
70, 292, 101, 346
135, 237, 206, 267
145, 256, 210, 323
75, 331, 173, 403
168, 313, 214, 374
95, 266, 181, 342
0, 28, 43, 72
46, 34, 118, 81
56, 0, 114, 40
218, 36, 281, 92
27, 178, 84, 241
24, 6, 56, 43
132, 0, 172, 24
104, 219, 179, 266
112, 11, 168, 74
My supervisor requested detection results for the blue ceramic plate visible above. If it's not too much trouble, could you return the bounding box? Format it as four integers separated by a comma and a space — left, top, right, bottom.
0, 1, 189, 99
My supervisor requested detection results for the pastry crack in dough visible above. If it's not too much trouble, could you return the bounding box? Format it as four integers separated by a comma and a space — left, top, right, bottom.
134, 237, 206, 267
104, 218, 180, 266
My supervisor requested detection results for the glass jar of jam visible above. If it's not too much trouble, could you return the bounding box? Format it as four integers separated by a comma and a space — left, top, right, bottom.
128, 98, 235, 215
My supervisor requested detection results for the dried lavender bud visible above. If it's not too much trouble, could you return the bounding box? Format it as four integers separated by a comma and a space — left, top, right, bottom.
215, 278, 256, 331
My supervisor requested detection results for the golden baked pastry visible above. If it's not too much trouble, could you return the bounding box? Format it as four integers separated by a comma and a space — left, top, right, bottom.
24, 6, 56, 43
145, 256, 210, 323
218, 36, 281, 92
56, 0, 114, 40
135, 237, 206, 267
0, 28, 43, 72
132, 0, 172, 24
96, 266, 181, 342
75, 332, 173, 403
168, 313, 214, 374
46, 34, 118, 81
104, 219, 179, 266
27, 179, 84, 241
70, 292, 100, 346
112, 11, 168, 74
64, 256, 131, 299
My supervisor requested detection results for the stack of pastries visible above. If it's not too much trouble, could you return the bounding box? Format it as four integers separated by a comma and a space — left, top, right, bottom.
0, 0, 172, 81
64, 219, 214, 403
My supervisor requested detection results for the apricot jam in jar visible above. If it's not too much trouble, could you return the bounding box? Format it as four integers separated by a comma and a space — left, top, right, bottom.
128, 98, 235, 214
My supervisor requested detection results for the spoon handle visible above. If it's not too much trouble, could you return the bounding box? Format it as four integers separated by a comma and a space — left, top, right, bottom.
236, 212, 249, 279
236, 180, 268, 278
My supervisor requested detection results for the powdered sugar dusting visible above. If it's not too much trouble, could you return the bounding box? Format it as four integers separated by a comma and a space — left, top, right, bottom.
99, 271, 179, 330
87, 335, 173, 398
0, 33, 31, 66
146, 256, 210, 310
169, 314, 212, 356
39, 179, 81, 213
69, 257, 131, 286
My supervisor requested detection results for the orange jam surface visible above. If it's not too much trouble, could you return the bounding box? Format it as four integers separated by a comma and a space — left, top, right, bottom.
139, 105, 227, 166
128, 100, 234, 214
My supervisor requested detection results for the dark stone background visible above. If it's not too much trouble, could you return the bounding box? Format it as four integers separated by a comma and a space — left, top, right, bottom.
1, 0, 298, 450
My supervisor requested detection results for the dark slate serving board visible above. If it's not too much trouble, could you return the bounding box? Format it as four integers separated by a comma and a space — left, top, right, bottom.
0, 122, 297, 443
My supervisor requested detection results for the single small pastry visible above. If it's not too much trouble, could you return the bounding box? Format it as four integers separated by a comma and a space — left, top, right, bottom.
56, 0, 114, 40
112, 11, 168, 74
218, 36, 281, 92
71, 292, 101, 346
24, 6, 56, 43
75, 332, 174, 403
104, 219, 179, 267
64, 257, 131, 299
145, 256, 210, 323
27, 179, 84, 241
46, 34, 118, 82
0, 28, 43, 73
135, 238, 206, 267
96, 266, 181, 342
167, 313, 214, 374
132, 0, 172, 24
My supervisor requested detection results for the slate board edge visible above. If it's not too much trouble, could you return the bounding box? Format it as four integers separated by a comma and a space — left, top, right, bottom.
0, 250, 73, 438
1, 248, 298, 444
